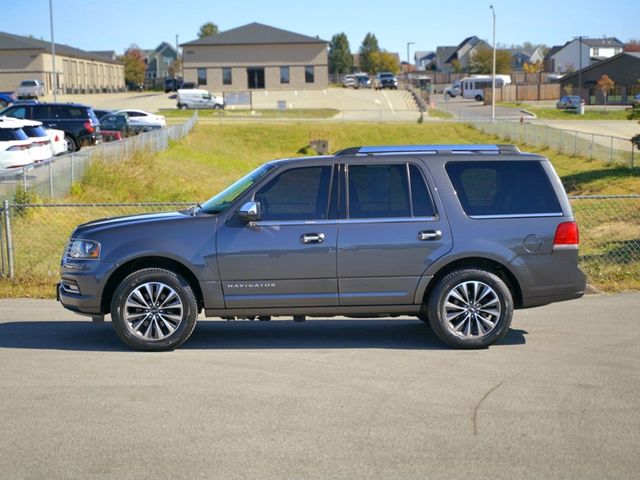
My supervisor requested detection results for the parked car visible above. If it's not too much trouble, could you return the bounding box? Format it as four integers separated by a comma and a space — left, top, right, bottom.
354, 74, 371, 89
342, 75, 356, 88
376, 72, 399, 90
93, 109, 114, 120
0, 102, 101, 152
115, 109, 166, 128
15, 79, 45, 100
57, 143, 586, 351
46, 127, 68, 156
13, 118, 52, 163
99, 113, 140, 141
181, 82, 196, 90
556, 96, 582, 110
176, 89, 224, 110
164, 78, 183, 93
0, 118, 33, 171
632, 93, 640, 105
444, 80, 462, 98
0, 92, 15, 108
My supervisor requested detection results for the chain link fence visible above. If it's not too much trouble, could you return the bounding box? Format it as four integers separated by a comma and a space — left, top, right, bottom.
0, 112, 198, 203
467, 119, 636, 168
1, 197, 638, 292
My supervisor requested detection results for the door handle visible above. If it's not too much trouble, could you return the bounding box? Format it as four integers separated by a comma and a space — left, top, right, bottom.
301, 233, 325, 244
418, 230, 442, 241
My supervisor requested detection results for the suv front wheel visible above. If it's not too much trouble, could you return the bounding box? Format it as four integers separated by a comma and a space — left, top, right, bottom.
110, 268, 198, 351
427, 268, 513, 349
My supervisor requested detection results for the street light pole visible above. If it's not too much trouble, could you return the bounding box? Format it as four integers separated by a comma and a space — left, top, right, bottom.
407, 41, 415, 67
490, 4, 496, 122
49, 0, 57, 101
578, 36, 583, 101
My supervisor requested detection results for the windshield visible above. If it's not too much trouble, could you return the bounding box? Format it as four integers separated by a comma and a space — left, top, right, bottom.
200, 163, 276, 214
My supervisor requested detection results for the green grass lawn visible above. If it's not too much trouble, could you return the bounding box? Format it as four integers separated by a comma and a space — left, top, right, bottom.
427, 108, 454, 119
1, 122, 638, 297
499, 102, 632, 120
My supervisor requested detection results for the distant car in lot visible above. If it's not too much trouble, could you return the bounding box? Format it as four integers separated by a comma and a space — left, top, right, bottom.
176, 89, 224, 110
46, 127, 68, 156
115, 109, 166, 128
342, 75, 356, 88
0, 102, 101, 152
0, 118, 33, 171
164, 78, 183, 93
99, 112, 144, 141
556, 96, 582, 110
93, 109, 113, 120
354, 74, 371, 89
632, 93, 640, 105
375, 72, 399, 90
15, 79, 45, 100
0, 92, 15, 108
181, 82, 196, 90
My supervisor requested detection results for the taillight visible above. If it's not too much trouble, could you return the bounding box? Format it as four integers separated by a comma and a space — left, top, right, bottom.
553, 221, 579, 249
84, 121, 95, 133
55, 135, 60, 142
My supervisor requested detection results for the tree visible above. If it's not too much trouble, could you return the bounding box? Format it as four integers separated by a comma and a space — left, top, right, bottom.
624, 40, 640, 52
168, 57, 182, 78
523, 61, 543, 73
358, 33, 379, 73
198, 22, 219, 39
328, 33, 352, 74
369, 51, 400, 74
597, 74, 615, 110
469, 46, 511, 74
121, 44, 146, 85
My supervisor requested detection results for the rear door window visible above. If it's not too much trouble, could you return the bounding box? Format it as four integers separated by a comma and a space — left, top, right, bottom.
445, 160, 562, 217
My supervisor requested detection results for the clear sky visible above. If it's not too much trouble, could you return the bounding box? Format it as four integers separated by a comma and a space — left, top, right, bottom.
3, 0, 639, 59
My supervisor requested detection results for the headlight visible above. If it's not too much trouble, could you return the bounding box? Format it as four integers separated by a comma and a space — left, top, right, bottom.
66, 239, 101, 260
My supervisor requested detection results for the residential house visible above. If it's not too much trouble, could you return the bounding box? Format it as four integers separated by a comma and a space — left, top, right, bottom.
145, 42, 178, 83
508, 47, 545, 71
0, 30, 124, 94
414, 51, 436, 71
436, 36, 491, 72
181, 23, 328, 91
544, 37, 624, 73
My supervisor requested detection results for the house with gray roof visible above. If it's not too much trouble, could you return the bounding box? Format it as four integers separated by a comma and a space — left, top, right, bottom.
0, 30, 124, 94
544, 37, 624, 73
435, 36, 491, 72
144, 42, 178, 84
181, 22, 328, 91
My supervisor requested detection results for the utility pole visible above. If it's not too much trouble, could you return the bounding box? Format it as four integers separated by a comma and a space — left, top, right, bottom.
407, 41, 415, 65
49, 0, 57, 101
490, 4, 496, 122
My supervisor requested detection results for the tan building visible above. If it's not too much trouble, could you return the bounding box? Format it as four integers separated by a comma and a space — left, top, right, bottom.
0, 31, 124, 94
181, 23, 328, 92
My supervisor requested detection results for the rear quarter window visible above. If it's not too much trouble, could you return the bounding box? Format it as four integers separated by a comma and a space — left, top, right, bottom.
445, 160, 562, 217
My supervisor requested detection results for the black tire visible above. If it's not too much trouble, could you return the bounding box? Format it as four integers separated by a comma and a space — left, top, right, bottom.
475, 95, 483, 102
64, 135, 78, 153
178, 103, 187, 110
213, 104, 222, 110
110, 268, 198, 351
427, 268, 513, 349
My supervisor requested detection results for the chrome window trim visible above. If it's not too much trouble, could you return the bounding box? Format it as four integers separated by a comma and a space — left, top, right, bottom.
468, 213, 564, 219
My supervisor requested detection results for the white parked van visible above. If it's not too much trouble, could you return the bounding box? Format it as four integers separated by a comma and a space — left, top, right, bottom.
460, 76, 506, 101
176, 89, 225, 110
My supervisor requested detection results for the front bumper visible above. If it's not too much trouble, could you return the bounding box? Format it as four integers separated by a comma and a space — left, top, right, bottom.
57, 260, 115, 316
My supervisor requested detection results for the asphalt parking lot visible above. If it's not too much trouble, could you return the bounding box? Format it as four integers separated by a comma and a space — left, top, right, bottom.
1, 293, 639, 479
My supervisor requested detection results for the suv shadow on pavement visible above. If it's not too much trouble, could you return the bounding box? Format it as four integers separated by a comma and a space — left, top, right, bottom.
0, 320, 527, 352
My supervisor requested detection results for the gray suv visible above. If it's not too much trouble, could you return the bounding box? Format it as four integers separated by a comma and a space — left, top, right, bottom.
58, 144, 586, 351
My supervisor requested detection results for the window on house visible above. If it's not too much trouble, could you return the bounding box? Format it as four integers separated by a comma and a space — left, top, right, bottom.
197, 68, 207, 86
280, 66, 290, 84
223, 68, 232, 85
592, 48, 599, 56
305, 65, 315, 83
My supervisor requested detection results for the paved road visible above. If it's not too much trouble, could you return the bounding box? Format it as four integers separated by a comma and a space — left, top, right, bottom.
1, 294, 639, 479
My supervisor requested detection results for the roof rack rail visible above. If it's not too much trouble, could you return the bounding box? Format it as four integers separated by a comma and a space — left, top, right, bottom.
334, 144, 521, 156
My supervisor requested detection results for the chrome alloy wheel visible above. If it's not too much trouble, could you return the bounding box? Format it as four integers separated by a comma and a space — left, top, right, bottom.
441, 281, 501, 338
124, 282, 184, 341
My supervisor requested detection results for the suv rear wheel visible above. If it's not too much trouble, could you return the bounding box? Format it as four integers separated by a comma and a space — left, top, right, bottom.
64, 135, 78, 153
110, 268, 198, 351
427, 268, 513, 348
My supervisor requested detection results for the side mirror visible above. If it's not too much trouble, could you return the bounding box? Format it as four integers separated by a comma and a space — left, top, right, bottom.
237, 201, 262, 222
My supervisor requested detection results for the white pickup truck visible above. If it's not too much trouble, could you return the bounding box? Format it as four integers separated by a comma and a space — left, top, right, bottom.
16, 79, 45, 100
